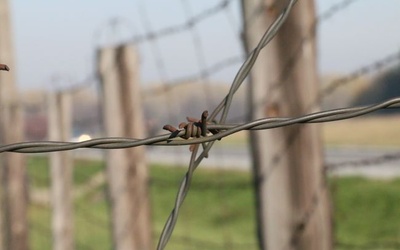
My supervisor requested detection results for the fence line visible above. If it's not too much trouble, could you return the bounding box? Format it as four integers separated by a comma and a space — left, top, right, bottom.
4, 0, 400, 249
321, 50, 400, 100
179, 0, 217, 111
45, 2, 237, 95
265, 49, 400, 248
130, 0, 235, 44
141, 55, 243, 97
259, 0, 359, 106
326, 151, 400, 170
54, 0, 360, 99
2, 98, 400, 153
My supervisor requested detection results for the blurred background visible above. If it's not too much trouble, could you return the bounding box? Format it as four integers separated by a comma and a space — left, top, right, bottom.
0, 0, 400, 249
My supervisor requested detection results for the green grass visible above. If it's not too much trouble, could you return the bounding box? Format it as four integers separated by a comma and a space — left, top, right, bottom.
27, 157, 400, 249
150, 164, 257, 249
332, 177, 400, 250
323, 115, 400, 147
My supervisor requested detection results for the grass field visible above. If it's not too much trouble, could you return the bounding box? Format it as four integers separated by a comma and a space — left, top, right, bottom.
26, 157, 400, 249
322, 115, 400, 147
218, 115, 400, 148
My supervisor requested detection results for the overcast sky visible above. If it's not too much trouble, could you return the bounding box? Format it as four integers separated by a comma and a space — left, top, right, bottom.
8, 0, 400, 90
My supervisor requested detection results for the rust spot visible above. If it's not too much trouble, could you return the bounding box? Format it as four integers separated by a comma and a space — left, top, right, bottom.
265, 103, 280, 117
0, 64, 10, 71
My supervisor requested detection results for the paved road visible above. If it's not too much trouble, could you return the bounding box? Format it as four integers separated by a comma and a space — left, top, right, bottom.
73, 146, 400, 178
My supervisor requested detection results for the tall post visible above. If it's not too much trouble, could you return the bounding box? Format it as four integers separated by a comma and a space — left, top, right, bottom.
0, 0, 29, 249
242, 1, 332, 249
98, 44, 152, 250
48, 91, 74, 250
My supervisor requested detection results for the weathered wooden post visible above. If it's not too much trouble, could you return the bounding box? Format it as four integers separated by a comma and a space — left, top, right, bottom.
242, 0, 332, 249
98, 44, 151, 250
48, 91, 74, 250
0, 0, 29, 248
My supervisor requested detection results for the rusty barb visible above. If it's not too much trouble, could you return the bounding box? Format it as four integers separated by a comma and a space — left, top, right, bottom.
163, 110, 220, 155
0, 64, 10, 71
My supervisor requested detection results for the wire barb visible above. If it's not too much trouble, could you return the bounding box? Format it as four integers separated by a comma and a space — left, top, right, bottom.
163, 110, 219, 154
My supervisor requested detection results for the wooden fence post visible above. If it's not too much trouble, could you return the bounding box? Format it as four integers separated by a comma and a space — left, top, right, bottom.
48, 91, 74, 250
1, 104, 28, 250
242, 1, 332, 249
0, 0, 29, 248
98, 44, 151, 250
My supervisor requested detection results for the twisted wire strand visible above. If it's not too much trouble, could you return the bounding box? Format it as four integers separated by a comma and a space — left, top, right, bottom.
2, 98, 400, 152
259, 0, 359, 108
321, 50, 400, 100
283, 50, 400, 248
4, 0, 397, 249
160, 1, 296, 247
142, 55, 243, 97
241, 0, 396, 245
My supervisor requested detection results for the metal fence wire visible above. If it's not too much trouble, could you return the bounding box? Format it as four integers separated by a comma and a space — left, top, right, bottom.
2, 0, 400, 249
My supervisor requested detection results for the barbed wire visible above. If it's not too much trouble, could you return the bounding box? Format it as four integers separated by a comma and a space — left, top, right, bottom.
238, 2, 398, 243
36, 0, 238, 102
54, 0, 360, 98
142, 55, 243, 97
230, 0, 361, 122
262, 0, 359, 104
326, 151, 400, 170
240, 0, 395, 247
180, 0, 217, 110
5, 0, 399, 249
321, 50, 400, 100
155, 0, 299, 248
4, 97, 400, 152
274, 49, 400, 249
130, 0, 235, 44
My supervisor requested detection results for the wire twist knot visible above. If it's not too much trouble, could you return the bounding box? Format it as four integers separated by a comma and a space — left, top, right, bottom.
163, 110, 218, 139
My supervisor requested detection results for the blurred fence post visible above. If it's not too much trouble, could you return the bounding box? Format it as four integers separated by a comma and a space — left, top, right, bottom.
98, 44, 151, 250
48, 91, 74, 250
0, 104, 28, 250
242, 0, 332, 249
0, 0, 29, 249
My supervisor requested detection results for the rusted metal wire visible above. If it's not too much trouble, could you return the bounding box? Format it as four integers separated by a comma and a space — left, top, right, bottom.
4, 0, 398, 249
156, 0, 294, 248
1, 98, 400, 154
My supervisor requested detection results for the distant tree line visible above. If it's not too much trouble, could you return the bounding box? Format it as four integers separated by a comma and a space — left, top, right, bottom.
352, 65, 400, 115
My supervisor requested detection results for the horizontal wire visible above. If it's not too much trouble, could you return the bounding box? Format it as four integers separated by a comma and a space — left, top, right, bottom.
142, 55, 243, 97
326, 151, 400, 170
3, 94, 400, 153
11, 0, 397, 249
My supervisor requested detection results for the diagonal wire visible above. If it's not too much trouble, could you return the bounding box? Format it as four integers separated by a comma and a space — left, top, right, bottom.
242, 0, 394, 245
155, 1, 296, 248
180, 0, 216, 110
156, 144, 199, 249
142, 55, 243, 98
1, 0, 399, 248
264, 0, 359, 104
281, 16, 400, 249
